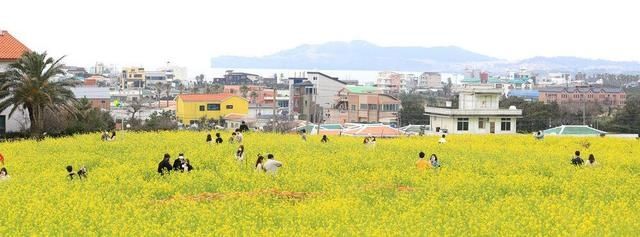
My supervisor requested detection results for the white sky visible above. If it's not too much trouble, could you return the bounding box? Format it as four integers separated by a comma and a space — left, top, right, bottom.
1, 0, 639, 73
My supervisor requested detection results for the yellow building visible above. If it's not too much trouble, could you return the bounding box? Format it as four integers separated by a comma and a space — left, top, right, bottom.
176, 93, 249, 124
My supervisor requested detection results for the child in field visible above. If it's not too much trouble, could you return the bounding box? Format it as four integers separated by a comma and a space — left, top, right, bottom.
438, 134, 447, 144
229, 132, 236, 144
183, 159, 194, 172
173, 153, 186, 171
255, 155, 266, 172
158, 153, 173, 175
206, 133, 213, 144
321, 135, 329, 143
571, 151, 584, 166
300, 129, 307, 142
215, 133, 223, 144
0, 167, 9, 180
101, 131, 110, 141
430, 154, 441, 168
586, 154, 598, 167
416, 152, 429, 171
236, 145, 245, 162
264, 154, 283, 173
534, 131, 544, 140
235, 130, 244, 144
66, 165, 76, 180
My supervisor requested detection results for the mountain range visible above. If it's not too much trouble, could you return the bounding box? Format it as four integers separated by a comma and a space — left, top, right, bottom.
211, 41, 640, 73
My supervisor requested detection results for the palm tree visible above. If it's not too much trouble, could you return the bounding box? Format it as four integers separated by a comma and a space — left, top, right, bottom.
0, 51, 79, 136
250, 91, 258, 104
212, 84, 223, 93
163, 82, 172, 107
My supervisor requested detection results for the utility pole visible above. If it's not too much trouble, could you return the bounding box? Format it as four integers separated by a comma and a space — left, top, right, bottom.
273, 87, 277, 132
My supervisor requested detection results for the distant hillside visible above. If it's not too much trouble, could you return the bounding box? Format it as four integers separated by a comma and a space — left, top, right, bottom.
211, 40, 498, 71
212, 41, 640, 73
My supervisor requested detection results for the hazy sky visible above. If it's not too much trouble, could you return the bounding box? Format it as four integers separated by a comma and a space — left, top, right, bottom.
1, 0, 639, 73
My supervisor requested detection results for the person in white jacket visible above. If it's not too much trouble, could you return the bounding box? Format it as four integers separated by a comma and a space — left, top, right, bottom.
263, 154, 283, 173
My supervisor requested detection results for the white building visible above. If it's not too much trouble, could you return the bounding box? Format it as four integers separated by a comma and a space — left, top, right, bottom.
0, 30, 31, 134
157, 63, 188, 82
547, 73, 571, 85
425, 85, 522, 134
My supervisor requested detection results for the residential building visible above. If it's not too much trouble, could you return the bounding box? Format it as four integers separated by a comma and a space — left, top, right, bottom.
328, 85, 401, 125
418, 72, 442, 89
425, 85, 522, 134
547, 73, 571, 85
70, 87, 111, 111
0, 30, 31, 134
157, 63, 188, 81
375, 71, 415, 94
61, 66, 88, 79
175, 93, 249, 124
213, 70, 261, 85
538, 87, 626, 107
121, 67, 146, 89
290, 72, 347, 123
145, 70, 168, 85
223, 85, 275, 105
507, 90, 539, 101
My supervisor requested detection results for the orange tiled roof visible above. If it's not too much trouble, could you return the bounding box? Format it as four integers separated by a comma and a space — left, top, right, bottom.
178, 93, 238, 102
0, 31, 30, 61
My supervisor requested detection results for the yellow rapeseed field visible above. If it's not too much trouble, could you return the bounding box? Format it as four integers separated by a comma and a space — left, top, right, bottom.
0, 131, 638, 236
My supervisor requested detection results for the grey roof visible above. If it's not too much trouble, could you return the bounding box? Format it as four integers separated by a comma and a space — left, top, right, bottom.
70, 87, 111, 99
538, 87, 623, 93
307, 72, 347, 85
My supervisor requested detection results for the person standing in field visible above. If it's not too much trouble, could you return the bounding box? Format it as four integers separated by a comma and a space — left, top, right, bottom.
430, 154, 441, 168
255, 155, 266, 172
298, 129, 306, 141
321, 135, 329, 143
571, 151, 584, 166
206, 133, 213, 144
264, 154, 283, 173
586, 154, 599, 167
236, 145, 245, 162
416, 152, 429, 171
438, 134, 447, 144
215, 133, 224, 144
158, 153, 173, 175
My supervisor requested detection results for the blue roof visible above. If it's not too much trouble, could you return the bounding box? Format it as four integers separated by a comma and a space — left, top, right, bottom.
508, 90, 539, 98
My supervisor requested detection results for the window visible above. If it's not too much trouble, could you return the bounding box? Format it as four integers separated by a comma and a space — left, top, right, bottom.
457, 118, 469, 131
501, 118, 511, 131
368, 104, 377, 110
382, 104, 399, 111
199, 105, 205, 111
478, 118, 488, 129
351, 105, 356, 111
207, 104, 220, 111
360, 104, 368, 110
226, 105, 233, 109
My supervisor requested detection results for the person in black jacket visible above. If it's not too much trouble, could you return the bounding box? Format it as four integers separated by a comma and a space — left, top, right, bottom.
206, 133, 212, 144
158, 153, 173, 175
215, 133, 223, 144
173, 153, 186, 171
321, 135, 329, 143
239, 121, 249, 133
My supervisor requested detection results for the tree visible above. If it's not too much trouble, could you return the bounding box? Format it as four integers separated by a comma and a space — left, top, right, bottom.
163, 82, 172, 107
153, 82, 164, 108
212, 84, 223, 93
127, 99, 147, 120
144, 110, 177, 131
500, 97, 560, 133
604, 95, 640, 133
240, 84, 249, 98
250, 91, 258, 104
178, 83, 185, 95
443, 78, 453, 97
0, 51, 79, 137
398, 93, 428, 126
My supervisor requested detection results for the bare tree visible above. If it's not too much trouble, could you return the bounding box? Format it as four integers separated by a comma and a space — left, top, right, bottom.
163, 83, 172, 107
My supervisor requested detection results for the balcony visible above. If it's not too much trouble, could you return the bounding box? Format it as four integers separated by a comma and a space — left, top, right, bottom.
424, 106, 522, 116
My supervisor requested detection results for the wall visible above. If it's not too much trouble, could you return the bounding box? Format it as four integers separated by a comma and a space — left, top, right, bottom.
176, 97, 249, 124
430, 116, 517, 134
